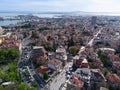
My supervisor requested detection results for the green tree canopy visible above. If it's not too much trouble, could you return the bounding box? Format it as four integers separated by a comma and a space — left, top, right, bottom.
68, 37, 74, 47
104, 68, 109, 76
38, 27, 49, 31
43, 72, 49, 80
0, 85, 7, 90
97, 50, 110, 66
17, 82, 36, 90
31, 32, 39, 38
0, 48, 19, 64
69, 46, 79, 56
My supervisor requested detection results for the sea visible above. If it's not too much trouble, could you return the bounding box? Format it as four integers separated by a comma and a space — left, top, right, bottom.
0, 13, 61, 26
1, 12, 120, 26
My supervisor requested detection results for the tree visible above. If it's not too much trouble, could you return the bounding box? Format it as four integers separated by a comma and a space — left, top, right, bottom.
33, 60, 42, 68
104, 68, 109, 76
17, 71, 22, 83
0, 67, 4, 78
31, 32, 39, 38
21, 23, 31, 28
43, 72, 49, 80
68, 37, 74, 47
109, 85, 114, 90
17, 83, 28, 90
97, 50, 102, 58
97, 50, 110, 66
79, 38, 84, 45
42, 44, 57, 52
7, 48, 19, 59
82, 31, 92, 36
87, 56, 93, 62
17, 82, 36, 90
27, 87, 36, 90
38, 27, 49, 31
0, 85, 7, 90
115, 46, 120, 54
0, 48, 19, 63
0, 62, 22, 82
69, 46, 78, 56
32, 82, 38, 88
105, 42, 110, 46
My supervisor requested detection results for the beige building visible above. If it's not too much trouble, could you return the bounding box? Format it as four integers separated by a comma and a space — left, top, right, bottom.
0, 27, 4, 34
0, 37, 4, 44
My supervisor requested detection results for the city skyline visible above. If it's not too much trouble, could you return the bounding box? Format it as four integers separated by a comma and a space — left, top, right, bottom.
0, 0, 120, 13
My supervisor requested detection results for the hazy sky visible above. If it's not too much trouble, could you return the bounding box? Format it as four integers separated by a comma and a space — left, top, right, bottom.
0, 0, 119, 12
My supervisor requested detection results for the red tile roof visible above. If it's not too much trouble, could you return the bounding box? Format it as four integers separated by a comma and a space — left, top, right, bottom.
104, 50, 114, 55
113, 62, 120, 70
71, 76, 84, 87
98, 67, 104, 72
37, 66, 49, 74
0, 39, 20, 49
50, 59, 62, 66
109, 54, 120, 62
96, 59, 103, 65
107, 73, 120, 83
81, 63, 89, 68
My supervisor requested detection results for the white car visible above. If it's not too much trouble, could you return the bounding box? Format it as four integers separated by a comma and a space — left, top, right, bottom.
67, 71, 71, 74
66, 75, 70, 79
69, 67, 73, 70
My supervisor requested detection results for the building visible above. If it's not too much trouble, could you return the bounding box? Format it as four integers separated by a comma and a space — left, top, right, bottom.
35, 56, 47, 65
0, 37, 4, 44
31, 46, 46, 58
113, 62, 120, 75
56, 46, 66, 55
73, 56, 89, 68
0, 38, 20, 49
109, 54, 120, 63
0, 27, 4, 34
73, 55, 81, 68
100, 87, 108, 90
0, 17, 3, 21
74, 68, 91, 89
74, 68, 106, 90
48, 58, 62, 73
67, 76, 84, 90
91, 16, 97, 25
55, 46, 67, 66
81, 58, 89, 68
37, 66, 49, 78
107, 73, 120, 89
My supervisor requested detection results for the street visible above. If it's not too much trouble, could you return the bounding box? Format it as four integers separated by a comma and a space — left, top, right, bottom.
47, 62, 73, 90
87, 27, 103, 47
17, 27, 103, 90
41, 28, 103, 90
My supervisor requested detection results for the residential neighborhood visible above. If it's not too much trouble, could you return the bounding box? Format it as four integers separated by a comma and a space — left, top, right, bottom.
0, 13, 120, 90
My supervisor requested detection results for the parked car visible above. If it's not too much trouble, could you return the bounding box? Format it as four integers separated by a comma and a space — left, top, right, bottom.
66, 75, 70, 79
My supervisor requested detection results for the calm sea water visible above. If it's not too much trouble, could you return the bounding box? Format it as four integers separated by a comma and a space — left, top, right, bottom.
0, 20, 21, 26
1, 12, 120, 26
0, 13, 25, 26
0, 13, 61, 26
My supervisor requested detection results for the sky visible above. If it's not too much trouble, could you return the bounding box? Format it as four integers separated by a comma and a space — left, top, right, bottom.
0, 0, 120, 13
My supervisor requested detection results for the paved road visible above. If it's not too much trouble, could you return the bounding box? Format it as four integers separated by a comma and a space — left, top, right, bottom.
18, 35, 47, 90
87, 28, 103, 47
18, 27, 103, 90
46, 27, 103, 90
22, 35, 31, 46
48, 62, 72, 90
18, 35, 31, 65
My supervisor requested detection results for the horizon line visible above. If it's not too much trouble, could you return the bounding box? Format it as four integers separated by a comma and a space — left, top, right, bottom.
0, 10, 120, 13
